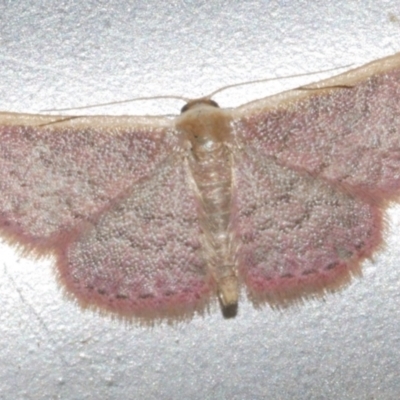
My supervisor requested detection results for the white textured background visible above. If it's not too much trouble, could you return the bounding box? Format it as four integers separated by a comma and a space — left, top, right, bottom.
1, 1, 400, 399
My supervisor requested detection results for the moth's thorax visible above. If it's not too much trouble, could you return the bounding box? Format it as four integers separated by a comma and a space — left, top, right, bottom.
176, 102, 238, 308
176, 102, 232, 149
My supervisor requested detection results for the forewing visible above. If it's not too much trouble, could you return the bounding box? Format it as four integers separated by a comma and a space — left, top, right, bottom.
233, 53, 400, 201
59, 157, 212, 319
233, 148, 382, 305
0, 113, 177, 251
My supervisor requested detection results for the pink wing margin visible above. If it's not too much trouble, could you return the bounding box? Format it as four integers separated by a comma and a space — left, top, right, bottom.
0, 113, 213, 320
232, 52, 400, 305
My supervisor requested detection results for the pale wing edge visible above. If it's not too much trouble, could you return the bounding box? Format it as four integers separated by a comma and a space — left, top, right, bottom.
234, 52, 400, 117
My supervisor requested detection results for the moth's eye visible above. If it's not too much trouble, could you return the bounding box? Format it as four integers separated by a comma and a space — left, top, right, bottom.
181, 99, 220, 114
180, 103, 190, 113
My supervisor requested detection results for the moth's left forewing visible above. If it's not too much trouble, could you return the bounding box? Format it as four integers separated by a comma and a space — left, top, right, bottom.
232, 52, 400, 201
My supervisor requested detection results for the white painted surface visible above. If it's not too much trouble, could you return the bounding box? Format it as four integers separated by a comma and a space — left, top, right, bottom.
1, 1, 400, 399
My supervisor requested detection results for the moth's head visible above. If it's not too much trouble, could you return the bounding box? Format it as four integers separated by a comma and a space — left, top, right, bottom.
176, 98, 231, 146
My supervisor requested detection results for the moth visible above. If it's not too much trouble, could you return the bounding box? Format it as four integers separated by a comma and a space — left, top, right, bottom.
0, 52, 399, 321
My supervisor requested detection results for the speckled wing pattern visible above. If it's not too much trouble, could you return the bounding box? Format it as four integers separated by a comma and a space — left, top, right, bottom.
0, 114, 212, 318
233, 147, 381, 304
1, 53, 400, 320
64, 158, 212, 318
232, 53, 400, 304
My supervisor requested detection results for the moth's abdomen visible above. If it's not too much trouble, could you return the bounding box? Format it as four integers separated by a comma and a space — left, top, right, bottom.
176, 103, 238, 307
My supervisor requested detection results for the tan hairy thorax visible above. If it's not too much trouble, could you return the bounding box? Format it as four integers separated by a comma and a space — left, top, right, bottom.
176, 99, 238, 310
